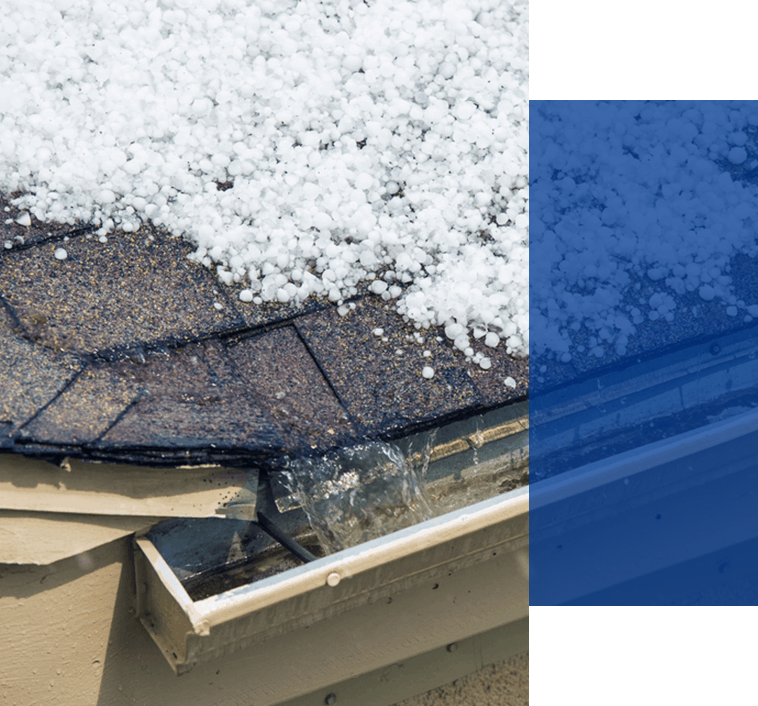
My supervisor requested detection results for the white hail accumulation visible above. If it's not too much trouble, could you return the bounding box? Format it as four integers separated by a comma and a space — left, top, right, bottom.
0, 0, 529, 363
532, 101, 758, 362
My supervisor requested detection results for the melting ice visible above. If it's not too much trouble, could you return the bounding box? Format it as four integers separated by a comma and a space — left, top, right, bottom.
281, 439, 433, 554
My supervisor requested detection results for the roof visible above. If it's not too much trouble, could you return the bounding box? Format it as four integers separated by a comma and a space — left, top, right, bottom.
0, 194, 528, 469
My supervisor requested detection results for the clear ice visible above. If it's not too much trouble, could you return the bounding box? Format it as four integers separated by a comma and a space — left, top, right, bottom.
281, 440, 433, 555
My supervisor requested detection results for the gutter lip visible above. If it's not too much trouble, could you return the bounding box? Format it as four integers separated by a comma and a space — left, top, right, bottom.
530, 404, 758, 605
531, 403, 758, 510
139, 485, 528, 634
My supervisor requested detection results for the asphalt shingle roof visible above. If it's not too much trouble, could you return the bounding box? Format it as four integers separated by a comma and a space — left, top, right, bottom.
0, 195, 528, 468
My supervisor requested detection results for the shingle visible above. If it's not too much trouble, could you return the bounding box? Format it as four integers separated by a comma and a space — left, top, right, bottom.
0, 305, 81, 443
99, 339, 284, 460
0, 194, 89, 251
467, 343, 529, 407
1, 207, 529, 463
295, 297, 483, 436
0, 226, 244, 354
222, 281, 327, 331
226, 326, 357, 452
18, 366, 140, 445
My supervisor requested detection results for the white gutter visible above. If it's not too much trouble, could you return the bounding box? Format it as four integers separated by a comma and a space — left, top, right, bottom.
135, 486, 529, 673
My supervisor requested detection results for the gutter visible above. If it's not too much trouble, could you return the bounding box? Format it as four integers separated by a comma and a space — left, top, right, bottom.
531, 322, 758, 605
133, 404, 529, 675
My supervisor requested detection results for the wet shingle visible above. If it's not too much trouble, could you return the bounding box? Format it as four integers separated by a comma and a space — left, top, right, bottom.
99, 339, 284, 460
0, 194, 88, 251
18, 366, 140, 445
226, 326, 357, 452
295, 297, 483, 436
468, 344, 529, 406
223, 283, 327, 331
1, 195, 529, 464
0, 304, 81, 444
0, 227, 243, 354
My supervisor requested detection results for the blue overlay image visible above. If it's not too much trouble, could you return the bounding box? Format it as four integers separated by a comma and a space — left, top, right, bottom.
530, 101, 758, 605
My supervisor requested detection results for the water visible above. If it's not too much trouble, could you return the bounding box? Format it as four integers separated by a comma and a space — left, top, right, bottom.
467, 415, 485, 466
281, 440, 433, 555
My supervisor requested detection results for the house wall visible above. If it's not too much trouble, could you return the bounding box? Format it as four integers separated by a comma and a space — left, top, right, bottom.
1, 532, 527, 706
